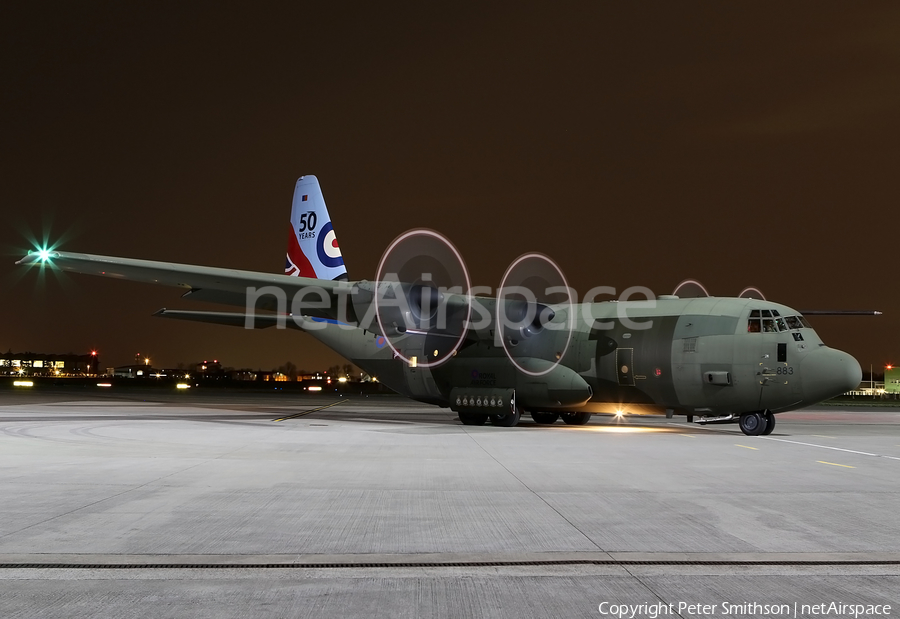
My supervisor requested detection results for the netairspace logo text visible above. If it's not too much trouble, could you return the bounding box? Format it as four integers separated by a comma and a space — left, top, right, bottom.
597, 601, 892, 618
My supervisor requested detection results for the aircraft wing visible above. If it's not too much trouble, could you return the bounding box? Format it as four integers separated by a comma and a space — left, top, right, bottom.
16, 251, 351, 319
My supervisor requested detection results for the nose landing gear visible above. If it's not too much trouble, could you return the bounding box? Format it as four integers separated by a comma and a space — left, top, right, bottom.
738, 410, 775, 436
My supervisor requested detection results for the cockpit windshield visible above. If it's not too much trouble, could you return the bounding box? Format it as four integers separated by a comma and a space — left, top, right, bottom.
747, 310, 812, 333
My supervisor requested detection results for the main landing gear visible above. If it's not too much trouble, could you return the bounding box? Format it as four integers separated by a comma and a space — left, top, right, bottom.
457, 408, 592, 428
738, 410, 776, 436
490, 404, 521, 427
457, 412, 488, 426
559, 412, 591, 426
530, 412, 559, 425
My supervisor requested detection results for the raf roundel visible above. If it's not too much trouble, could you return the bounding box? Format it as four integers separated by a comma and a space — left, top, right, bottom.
316, 221, 343, 268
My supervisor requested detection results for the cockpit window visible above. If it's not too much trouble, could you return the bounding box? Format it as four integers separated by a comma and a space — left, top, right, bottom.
748, 311, 813, 333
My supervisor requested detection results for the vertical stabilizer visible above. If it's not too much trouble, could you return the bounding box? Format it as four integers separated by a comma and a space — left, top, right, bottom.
284, 175, 348, 281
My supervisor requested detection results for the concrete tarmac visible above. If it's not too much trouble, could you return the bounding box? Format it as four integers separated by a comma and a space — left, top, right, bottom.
1, 389, 899, 617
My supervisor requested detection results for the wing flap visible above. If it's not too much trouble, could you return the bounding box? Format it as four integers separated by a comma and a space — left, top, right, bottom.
153, 309, 306, 330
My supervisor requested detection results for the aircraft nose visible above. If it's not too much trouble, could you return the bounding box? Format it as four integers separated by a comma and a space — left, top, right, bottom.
801, 348, 862, 402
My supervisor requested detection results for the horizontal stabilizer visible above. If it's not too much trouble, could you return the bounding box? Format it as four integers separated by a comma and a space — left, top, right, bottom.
153, 309, 305, 330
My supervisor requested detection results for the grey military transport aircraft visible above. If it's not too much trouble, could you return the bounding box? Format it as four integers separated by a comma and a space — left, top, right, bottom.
18, 176, 867, 436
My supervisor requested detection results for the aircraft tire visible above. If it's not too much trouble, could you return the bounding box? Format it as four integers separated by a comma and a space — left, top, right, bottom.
490, 407, 522, 427
761, 411, 776, 435
531, 412, 559, 425
560, 412, 591, 426
738, 412, 765, 436
458, 412, 488, 426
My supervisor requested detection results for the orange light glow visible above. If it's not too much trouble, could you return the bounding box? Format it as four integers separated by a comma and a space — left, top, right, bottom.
578, 426, 669, 433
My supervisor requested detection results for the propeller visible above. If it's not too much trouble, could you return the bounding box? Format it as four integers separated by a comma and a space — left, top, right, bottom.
496, 253, 575, 376
738, 286, 766, 300
371, 229, 471, 368
672, 279, 710, 298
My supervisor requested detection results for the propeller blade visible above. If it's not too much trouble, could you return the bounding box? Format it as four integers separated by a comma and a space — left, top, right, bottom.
738, 287, 766, 300
672, 279, 710, 298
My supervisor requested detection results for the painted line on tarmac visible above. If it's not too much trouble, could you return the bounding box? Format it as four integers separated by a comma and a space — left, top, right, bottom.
272, 401, 343, 422
817, 461, 855, 469
760, 437, 900, 461
735, 444, 758, 450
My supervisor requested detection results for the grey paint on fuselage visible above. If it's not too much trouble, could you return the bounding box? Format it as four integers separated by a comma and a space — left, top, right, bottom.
299, 296, 861, 418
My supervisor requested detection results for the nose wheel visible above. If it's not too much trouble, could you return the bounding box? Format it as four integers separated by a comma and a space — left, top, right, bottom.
739, 411, 775, 436
761, 411, 776, 435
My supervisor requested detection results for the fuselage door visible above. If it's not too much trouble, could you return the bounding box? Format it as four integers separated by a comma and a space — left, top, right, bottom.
616, 348, 635, 386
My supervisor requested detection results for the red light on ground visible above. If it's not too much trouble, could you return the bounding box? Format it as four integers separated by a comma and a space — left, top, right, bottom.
91, 351, 97, 356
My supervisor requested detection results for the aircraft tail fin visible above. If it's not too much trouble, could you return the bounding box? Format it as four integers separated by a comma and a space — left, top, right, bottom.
284, 175, 348, 281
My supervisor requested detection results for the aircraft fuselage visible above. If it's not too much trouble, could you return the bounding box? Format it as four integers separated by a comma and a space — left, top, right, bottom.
303, 296, 861, 423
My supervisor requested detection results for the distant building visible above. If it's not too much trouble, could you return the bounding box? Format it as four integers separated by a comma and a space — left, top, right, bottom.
0, 351, 99, 376
885, 366, 900, 394
113, 364, 153, 378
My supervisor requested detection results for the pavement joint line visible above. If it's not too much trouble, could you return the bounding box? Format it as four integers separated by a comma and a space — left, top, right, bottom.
617, 563, 687, 619
460, 428, 605, 553
759, 436, 900, 460
272, 401, 343, 422
3, 559, 900, 569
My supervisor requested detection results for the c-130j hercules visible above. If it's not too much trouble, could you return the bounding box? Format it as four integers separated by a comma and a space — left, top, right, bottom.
18, 176, 869, 436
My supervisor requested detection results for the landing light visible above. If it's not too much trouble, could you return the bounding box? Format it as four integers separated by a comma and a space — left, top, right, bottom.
176, 383, 190, 389
13, 381, 33, 387
97, 383, 112, 388
308, 385, 323, 392
338, 377, 347, 383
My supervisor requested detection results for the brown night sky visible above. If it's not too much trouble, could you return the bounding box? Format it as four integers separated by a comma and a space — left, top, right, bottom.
2, 3, 899, 373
